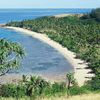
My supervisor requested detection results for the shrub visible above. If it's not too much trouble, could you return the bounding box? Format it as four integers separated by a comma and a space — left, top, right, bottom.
69, 86, 89, 95
89, 75, 100, 91
0, 84, 26, 97
42, 86, 52, 97
51, 82, 67, 96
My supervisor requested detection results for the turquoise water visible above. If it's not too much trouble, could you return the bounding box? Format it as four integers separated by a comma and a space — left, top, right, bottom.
0, 28, 73, 77
0, 9, 92, 24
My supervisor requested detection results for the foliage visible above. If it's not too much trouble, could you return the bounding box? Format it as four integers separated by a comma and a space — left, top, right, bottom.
88, 75, 100, 91
69, 85, 90, 96
24, 76, 49, 97
0, 84, 26, 97
81, 8, 100, 22
66, 72, 77, 89
0, 76, 67, 98
0, 39, 25, 76
51, 82, 67, 96
0, 75, 99, 99
90, 8, 100, 21
22, 76, 67, 98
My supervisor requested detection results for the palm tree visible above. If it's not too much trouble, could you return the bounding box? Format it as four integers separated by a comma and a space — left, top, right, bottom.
22, 76, 49, 100
0, 39, 25, 76
66, 72, 77, 97
66, 72, 77, 89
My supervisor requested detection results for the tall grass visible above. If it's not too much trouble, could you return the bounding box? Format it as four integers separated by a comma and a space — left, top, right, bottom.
1, 93, 100, 100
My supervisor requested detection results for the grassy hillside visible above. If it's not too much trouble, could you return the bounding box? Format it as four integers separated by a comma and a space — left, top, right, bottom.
1, 93, 100, 100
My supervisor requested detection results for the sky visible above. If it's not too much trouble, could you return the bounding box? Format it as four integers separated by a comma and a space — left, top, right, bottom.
0, 0, 100, 8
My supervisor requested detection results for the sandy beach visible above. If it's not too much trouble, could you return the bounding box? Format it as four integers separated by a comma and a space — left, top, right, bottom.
5, 26, 94, 86
54, 14, 84, 18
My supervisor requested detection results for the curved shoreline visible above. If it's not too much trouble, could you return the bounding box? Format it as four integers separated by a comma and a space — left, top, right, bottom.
5, 26, 94, 86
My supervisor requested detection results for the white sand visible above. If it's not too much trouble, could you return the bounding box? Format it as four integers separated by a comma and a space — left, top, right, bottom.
5, 26, 94, 86
54, 14, 84, 18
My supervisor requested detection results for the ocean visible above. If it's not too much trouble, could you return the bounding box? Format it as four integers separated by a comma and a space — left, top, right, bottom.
0, 9, 92, 24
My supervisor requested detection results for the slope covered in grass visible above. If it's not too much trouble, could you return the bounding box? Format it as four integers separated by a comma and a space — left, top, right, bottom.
1, 93, 100, 100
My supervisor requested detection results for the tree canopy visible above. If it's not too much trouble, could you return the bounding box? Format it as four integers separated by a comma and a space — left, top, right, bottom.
81, 8, 100, 22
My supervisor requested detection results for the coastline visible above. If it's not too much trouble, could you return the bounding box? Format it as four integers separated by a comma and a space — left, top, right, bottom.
54, 14, 84, 18
5, 26, 94, 86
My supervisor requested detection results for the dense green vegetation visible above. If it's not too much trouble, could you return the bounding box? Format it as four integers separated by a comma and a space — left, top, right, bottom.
81, 8, 100, 22
0, 75, 93, 99
7, 8, 100, 91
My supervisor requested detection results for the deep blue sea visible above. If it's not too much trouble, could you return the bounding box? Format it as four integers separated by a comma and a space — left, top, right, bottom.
0, 9, 92, 24
0, 9, 92, 82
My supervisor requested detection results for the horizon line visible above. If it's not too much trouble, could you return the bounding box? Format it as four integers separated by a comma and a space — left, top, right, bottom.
0, 8, 95, 9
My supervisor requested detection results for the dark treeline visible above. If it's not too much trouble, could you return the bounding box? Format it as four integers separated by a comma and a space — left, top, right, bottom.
7, 8, 100, 91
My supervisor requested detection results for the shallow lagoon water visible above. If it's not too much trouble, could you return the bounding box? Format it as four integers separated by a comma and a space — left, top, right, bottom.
0, 28, 74, 79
